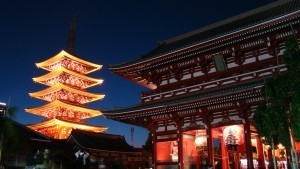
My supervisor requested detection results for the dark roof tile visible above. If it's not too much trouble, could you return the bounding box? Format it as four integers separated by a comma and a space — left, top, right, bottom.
109, 0, 300, 68
69, 129, 138, 152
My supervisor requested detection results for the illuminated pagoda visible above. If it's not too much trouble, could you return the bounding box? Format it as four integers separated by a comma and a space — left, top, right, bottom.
25, 18, 107, 139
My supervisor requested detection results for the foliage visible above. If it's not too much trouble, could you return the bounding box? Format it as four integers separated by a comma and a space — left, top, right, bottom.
253, 37, 300, 148
6, 106, 18, 119
2, 118, 20, 154
283, 37, 300, 141
253, 105, 276, 144
0, 106, 20, 157
142, 132, 153, 153
290, 95, 300, 141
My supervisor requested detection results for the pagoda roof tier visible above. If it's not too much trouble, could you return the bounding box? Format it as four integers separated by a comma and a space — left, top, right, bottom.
29, 83, 105, 103
36, 50, 102, 74
32, 67, 103, 89
27, 118, 107, 133
25, 100, 101, 118
109, 0, 300, 70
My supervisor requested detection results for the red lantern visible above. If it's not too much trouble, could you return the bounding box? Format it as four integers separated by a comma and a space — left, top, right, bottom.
223, 125, 245, 152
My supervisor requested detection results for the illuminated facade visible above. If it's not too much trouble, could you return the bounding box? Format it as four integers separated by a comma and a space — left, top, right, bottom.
26, 50, 107, 139
104, 0, 300, 169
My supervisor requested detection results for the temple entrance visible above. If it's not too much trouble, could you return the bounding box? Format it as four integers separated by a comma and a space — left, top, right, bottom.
211, 125, 261, 169
212, 126, 243, 169
153, 124, 266, 169
181, 129, 207, 169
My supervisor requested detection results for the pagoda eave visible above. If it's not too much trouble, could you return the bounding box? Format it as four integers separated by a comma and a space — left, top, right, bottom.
25, 100, 102, 118
27, 118, 107, 132
28, 83, 105, 103
32, 67, 103, 88
27, 118, 108, 136
36, 50, 103, 73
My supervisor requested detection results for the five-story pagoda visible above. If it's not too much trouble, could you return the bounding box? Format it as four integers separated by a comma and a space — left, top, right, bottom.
25, 19, 107, 139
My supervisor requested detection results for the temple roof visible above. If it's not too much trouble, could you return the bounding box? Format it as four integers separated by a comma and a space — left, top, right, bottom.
32, 67, 103, 89
109, 0, 300, 69
27, 118, 107, 133
68, 129, 138, 153
36, 50, 102, 74
103, 80, 264, 116
0, 117, 50, 141
25, 100, 102, 118
29, 83, 105, 103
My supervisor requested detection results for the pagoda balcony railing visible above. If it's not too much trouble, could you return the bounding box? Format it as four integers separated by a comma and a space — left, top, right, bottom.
141, 64, 286, 102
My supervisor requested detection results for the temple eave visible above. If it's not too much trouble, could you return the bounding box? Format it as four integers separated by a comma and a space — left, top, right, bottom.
28, 83, 105, 100
27, 118, 108, 136
25, 109, 102, 119
25, 100, 102, 117
36, 50, 103, 73
27, 118, 108, 139
32, 67, 104, 85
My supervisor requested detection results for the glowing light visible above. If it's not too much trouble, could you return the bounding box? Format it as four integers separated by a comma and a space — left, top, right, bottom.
170, 141, 178, 162
36, 50, 102, 74
223, 125, 244, 151
195, 130, 207, 147
0, 102, 6, 106
278, 143, 285, 149
26, 50, 107, 139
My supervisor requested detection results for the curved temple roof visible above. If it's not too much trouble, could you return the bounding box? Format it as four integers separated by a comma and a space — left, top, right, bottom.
109, 0, 300, 69
25, 100, 102, 118
27, 118, 107, 133
68, 129, 138, 152
32, 67, 103, 88
29, 83, 105, 103
36, 50, 103, 74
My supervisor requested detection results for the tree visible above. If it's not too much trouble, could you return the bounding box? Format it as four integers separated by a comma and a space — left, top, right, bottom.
253, 37, 300, 168
283, 38, 300, 142
142, 132, 153, 153
0, 106, 19, 164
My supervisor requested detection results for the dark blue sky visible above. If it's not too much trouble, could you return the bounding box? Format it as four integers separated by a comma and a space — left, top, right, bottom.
0, 0, 275, 147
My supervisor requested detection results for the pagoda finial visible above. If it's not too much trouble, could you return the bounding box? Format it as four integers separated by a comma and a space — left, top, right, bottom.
67, 15, 76, 54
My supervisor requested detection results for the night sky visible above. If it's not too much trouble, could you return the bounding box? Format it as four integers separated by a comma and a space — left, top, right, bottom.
0, 0, 275, 147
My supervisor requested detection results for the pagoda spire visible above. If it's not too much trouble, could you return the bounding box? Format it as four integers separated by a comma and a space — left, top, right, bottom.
67, 16, 76, 54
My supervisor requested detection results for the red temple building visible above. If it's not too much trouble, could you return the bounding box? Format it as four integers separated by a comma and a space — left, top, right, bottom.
104, 0, 300, 169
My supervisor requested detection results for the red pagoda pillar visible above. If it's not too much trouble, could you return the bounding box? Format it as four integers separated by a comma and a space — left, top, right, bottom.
234, 152, 240, 169
130, 159, 134, 169
152, 131, 157, 169
178, 129, 183, 169
221, 138, 229, 169
244, 117, 254, 168
207, 127, 214, 166
256, 135, 265, 168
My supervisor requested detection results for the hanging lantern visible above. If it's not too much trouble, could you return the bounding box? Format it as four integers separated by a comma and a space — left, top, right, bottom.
223, 125, 244, 152
195, 130, 207, 152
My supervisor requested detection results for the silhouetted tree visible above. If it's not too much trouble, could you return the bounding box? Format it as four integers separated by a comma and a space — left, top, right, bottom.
253, 37, 300, 168
0, 106, 19, 163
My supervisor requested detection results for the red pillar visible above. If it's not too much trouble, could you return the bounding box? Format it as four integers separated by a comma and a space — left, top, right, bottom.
221, 138, 229, 169
256, 135, 265, 168
130, 159, 134, 169
234, 152, 240, 169
244, 118, 254, 168
152, 132, 156, 169
207, 127, 214, 166
178, 129, 183, 169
